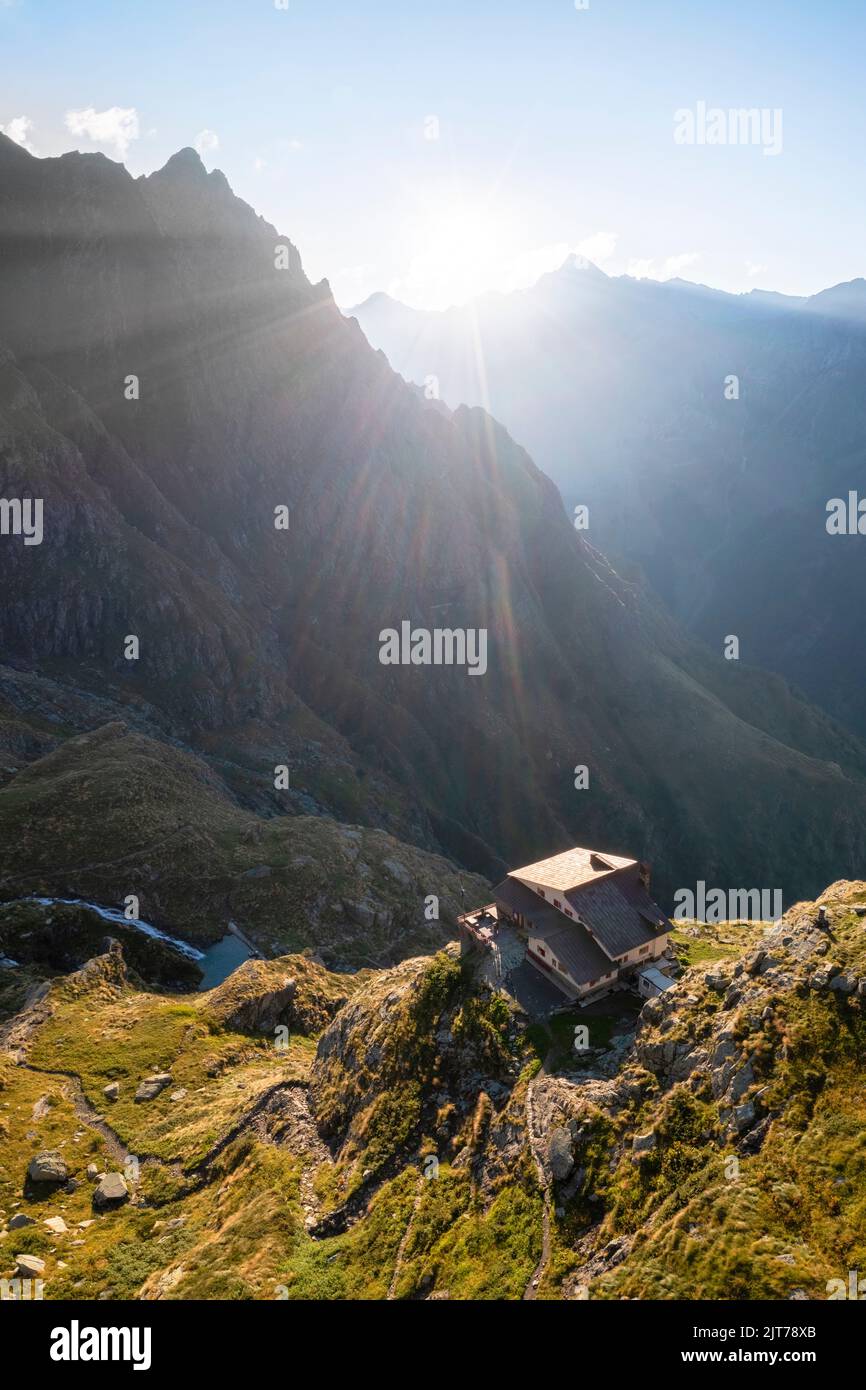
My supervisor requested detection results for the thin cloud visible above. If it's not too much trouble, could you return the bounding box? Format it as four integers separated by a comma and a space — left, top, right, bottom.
663, 251, 701, 278
194, 128, 220, 157
626, 252, 702, 281
65, 106, 140, 158
574, 231, 619, 264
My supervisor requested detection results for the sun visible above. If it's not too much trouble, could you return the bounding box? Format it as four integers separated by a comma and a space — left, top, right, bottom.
393, 192, 522, 311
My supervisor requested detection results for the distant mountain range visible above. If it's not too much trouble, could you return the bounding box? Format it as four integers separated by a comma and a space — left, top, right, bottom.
2, 131, 866, 923
350, 259, 866, 736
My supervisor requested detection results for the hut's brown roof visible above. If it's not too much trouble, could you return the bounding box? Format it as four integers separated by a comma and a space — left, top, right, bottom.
509, 845, 636, 893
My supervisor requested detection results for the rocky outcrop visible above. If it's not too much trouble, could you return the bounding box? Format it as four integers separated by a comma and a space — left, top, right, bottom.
206, 956, 350, 1036
309, 949, 519, 1180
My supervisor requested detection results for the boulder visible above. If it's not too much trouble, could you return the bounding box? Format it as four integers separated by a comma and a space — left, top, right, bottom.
632, 1130, 657, 1155
548, 1127, 575, 1181
27, 1151, 68, 1184
15, 1254, 45, 1278
134, 1073, 172, 1102
744, 950, 766, 977
44, 1216, 68, 1234
93, 1172, 129, 1209
8, 1213, 35, 1230
103, 1082, 120, 1102
829, 973, 857, 994
732, 1101, 756, 1133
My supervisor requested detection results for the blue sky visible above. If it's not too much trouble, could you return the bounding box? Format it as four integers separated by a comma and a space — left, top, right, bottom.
2, 0, 865, 308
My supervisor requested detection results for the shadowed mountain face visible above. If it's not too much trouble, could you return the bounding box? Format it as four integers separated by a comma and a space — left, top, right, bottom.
350, 262, 866, 736
2, 133, 866, 912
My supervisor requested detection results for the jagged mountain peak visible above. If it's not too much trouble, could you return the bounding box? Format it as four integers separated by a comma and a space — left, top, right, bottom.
154, 145, 208, 176
558, 252, 608, 278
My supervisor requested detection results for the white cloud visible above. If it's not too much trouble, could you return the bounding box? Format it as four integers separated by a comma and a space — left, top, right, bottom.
253, 156, 267, 173
574, 230, 619, 264
626, 257, 655, 280
194, 128, 220, 157
65, 106, 140, 158
746, 261, 767, 278
0, 115, 35, 152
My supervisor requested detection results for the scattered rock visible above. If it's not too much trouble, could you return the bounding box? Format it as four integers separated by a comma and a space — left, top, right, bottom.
154, 1216, 186, 1233
103, 1082, 120, 1101
829, 973, 856, 994
31, 1095, 53, 1121
27, 1151, 68, 1184
44, 1216, 68, 1234
8, 1213, 35, 1230
93, 1172, 129, 1209
15, 1254, 45, 1278
744, 950, 766, 977
632, 1130, 657, 1155
134, 1073, 172, 1102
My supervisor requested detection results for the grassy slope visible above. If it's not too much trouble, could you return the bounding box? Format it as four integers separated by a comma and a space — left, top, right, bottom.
0, 721, 488, 966
1, 885, 864, 1301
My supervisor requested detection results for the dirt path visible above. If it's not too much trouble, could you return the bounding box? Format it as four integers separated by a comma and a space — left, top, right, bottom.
21, 1060, 330, 1202
240, 1084, 333, 1230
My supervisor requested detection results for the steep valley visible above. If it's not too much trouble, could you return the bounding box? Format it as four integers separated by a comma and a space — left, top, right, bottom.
2, 134, 866, 916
